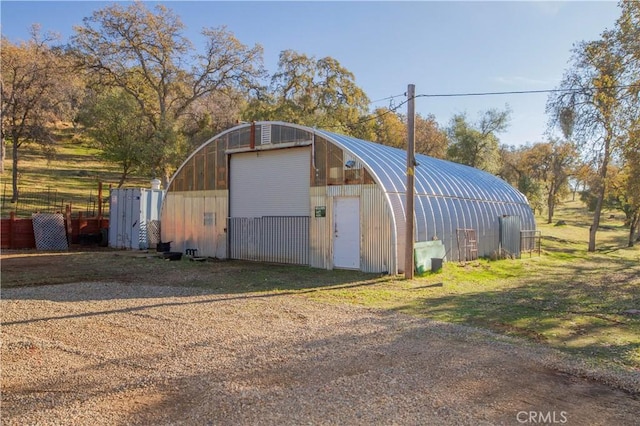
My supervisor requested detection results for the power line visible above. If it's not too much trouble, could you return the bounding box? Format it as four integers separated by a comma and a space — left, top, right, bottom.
348, 99, 410, 129
414, 84, 640, 99
369, 93, 405, 104
323, 83, 640, 132
325, 98, 410, 131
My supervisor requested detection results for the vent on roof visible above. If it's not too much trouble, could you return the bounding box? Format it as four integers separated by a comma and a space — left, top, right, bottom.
261, 124, 271, 145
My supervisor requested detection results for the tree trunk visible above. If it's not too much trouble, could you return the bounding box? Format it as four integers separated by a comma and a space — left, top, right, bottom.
589, 135, 612, 252
162, 168, 171, 190
547, 188, 555, 224
11, 130, 19, 203
0, 134, 5, 174
117, 163, 131, 188
629, 212, 639, 247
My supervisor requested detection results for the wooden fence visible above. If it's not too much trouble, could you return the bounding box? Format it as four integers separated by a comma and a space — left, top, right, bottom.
1, 210, 109, 250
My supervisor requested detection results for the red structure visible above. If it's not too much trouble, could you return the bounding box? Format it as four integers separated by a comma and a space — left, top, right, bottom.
1, 210, 108, 249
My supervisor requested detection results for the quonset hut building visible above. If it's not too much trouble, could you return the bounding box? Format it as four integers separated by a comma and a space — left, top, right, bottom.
160, 121, 535, 274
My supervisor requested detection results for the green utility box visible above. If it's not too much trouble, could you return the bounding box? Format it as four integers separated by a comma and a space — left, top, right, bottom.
414, 240, 446, 274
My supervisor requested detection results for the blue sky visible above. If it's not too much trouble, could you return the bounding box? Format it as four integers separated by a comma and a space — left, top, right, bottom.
1, 1, 622, 147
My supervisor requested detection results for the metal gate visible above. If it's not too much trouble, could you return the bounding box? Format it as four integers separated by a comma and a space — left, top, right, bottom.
456, 228, 478, 262
499, 215, 522, 258
228, 216, 309, 265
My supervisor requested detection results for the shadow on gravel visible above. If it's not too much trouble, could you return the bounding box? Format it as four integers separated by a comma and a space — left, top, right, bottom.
393, 263, 640, 370
1, 250, 390, 301
4, 309, 639, 425
120, 316, 640, 425
1, 279, 386, 326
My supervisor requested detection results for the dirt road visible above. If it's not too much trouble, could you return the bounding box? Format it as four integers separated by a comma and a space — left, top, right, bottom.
2, 282, 639, 425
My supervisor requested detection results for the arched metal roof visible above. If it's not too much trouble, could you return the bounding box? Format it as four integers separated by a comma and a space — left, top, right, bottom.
315, 128, 529, 205
168, 121, 535, 267
314, 127, 536, 263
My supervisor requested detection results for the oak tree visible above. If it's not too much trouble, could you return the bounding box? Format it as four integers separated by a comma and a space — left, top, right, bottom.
520, 140, 577, 224
547, 1, 638, 251
446, 107, 510, 173
415, 113, 448, 159
70, 2, 265, 185
78, 88, 152, 187
244, 50, 371, 139
1, 27, 73, 202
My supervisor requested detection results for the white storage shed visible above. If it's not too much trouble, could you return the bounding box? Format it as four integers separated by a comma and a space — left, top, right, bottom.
109, 188, 165, 250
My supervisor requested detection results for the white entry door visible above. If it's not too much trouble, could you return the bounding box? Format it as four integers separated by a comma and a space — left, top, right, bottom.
333, 197, 360, 269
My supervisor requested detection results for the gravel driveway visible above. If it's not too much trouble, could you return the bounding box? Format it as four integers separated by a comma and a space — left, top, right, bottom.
2, 282, 639, 425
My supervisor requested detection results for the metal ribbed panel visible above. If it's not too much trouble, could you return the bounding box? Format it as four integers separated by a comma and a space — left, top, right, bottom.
315, 128, 535, 268
228, 217, 260, 260
317, 129, 530, 203
110, 188, 158, 250
261, 123, 272, 145
228, 216, 309, 265
310, 186, 329, 269
360, 186, 393, 273
310, 184, 393, 273
262, 216, 309, 264
161, 190, 227, 258
499, 215, 522, 257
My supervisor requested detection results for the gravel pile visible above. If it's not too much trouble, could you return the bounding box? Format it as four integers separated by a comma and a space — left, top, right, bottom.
2, 282, 639, 425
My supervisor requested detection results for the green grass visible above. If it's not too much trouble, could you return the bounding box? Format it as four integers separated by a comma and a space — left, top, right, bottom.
1, 123, 149, 217
301, 201, 640, 371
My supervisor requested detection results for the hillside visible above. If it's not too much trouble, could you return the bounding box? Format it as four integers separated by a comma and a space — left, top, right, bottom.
1, 123, 151, 218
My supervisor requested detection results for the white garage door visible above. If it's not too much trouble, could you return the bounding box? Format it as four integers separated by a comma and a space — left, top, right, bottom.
228, 147, 311, 265
230, 148, 310, 217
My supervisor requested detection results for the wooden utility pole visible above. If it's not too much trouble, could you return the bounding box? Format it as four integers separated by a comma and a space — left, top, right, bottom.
405, 84, 416, 279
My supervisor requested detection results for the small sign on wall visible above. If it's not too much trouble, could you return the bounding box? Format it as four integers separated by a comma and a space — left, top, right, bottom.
314, 206, 326, 218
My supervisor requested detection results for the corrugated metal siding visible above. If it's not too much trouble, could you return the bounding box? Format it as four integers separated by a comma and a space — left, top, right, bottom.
310, 187, 330, 269
315, 129, 535, 267
499, 215, 522, 257
361, 186, 394, 273
310, 185, 393, 273
162, 121, 535, 273
262, 216, 309, 264
161, 190, 227, 258
388, 193, 406, 273
161, 192, 178, 247
228, 217, 260, 260
228, 216, 309, 264
324, 185, 393, 273
109, 189, 141, 249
